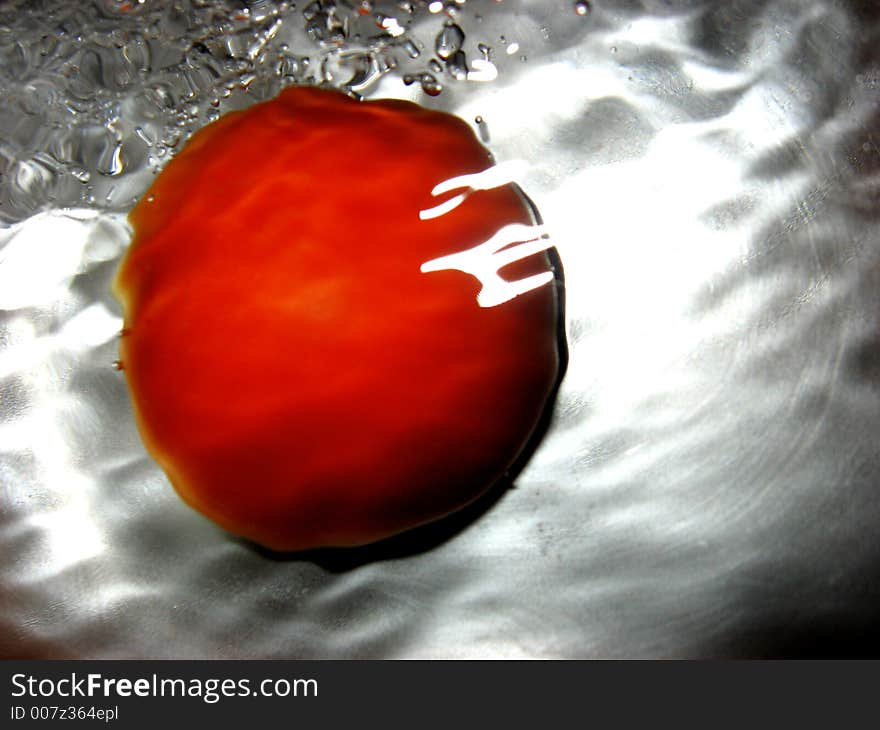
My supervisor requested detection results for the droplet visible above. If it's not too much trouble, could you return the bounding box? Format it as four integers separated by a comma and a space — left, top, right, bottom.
134, 127, 153, 146
402, 39, 421, 58
475, 115, 489, 143
70, 166, 91, 183
420, 73, 442, 96
436, 22, 465, 60
445, 50, 468, 80
97, 142, 124, 177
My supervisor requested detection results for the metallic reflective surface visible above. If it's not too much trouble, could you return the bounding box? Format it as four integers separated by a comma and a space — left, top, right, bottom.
2, 0, 880, 658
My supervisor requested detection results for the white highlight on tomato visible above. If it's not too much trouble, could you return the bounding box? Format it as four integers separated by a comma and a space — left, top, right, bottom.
419, 160, 554, 307
421, 223, 553, 307
419, 160, 528, 220
419, 161, 553, 307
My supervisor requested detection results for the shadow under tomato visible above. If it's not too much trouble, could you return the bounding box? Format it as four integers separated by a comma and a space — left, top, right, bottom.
244, 244, 569, 572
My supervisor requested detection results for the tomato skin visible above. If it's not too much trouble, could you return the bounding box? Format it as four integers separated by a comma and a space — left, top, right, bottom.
114, 86, 561, 551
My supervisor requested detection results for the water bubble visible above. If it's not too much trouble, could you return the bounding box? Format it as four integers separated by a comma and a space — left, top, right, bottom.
134, 127, 153, 147
70, 166, 91, 183
402, 40, 421, 59
435, 23, 465, 61
323, 51, 386, 94
475, 115, 489, 143
420, 74, 442, 96
445, 50, 468, 81
375, 51, 397, 75
574, 1, 591, 16
97, 142, 124, 176
0, 0, 520, 222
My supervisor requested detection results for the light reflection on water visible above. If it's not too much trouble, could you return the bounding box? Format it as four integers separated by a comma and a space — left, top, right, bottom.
2, 0, 880, 658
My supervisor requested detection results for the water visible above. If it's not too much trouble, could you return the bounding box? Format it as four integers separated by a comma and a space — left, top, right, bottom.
3, 0, 880, 658
435, 22, 465, 59
0, 0, 529, 225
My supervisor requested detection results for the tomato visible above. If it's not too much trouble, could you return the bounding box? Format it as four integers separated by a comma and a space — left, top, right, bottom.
113, 86, 562, 551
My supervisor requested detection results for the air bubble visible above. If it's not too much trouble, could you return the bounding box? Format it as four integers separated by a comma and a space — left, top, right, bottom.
404, 73, 442, 96
435, 23, 465, 61
475, 115, 489, 143
574, 1, 591, 16
445, 50, 468, 81
0, 0, 518, 223
402, 40, 421, 59
70, 166, 91, 183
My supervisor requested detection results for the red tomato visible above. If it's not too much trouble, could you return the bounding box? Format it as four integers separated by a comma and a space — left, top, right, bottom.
113, 86, 561, 551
